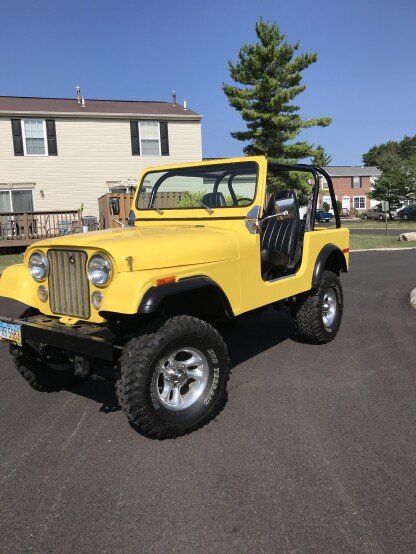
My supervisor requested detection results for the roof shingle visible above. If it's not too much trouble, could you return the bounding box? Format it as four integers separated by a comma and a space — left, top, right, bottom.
0, 96, 201, 119
322, 166, 381, 177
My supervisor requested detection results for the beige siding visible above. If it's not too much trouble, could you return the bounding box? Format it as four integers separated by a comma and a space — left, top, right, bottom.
0, 117, 202, 216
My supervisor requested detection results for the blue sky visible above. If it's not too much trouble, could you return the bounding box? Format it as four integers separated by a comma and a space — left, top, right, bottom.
1, 0, 415, 165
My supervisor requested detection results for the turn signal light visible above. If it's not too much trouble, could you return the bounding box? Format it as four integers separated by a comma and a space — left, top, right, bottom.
37, 285, 48, 302
156, 276, 176, 286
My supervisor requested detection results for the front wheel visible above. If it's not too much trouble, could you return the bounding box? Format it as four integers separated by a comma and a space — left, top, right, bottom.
116, 315, 230, 439
363, 214, 368, 220
10, 308, 85, 392
294, 270, 343, 344
379, 214, 384, 221
403, 214, 409, 221
11, 345, 85, 392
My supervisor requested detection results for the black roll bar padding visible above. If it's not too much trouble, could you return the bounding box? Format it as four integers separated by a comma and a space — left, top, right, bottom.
267, 163, 341, 229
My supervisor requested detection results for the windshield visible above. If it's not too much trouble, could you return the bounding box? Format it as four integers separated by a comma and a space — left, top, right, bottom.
136, 161, 258, 211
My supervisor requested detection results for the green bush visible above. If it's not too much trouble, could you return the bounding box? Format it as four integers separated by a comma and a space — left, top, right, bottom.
176, 192, 205, 208
176, 192, 241, 208
336, 200, 342, 214
323, 201, 330, 212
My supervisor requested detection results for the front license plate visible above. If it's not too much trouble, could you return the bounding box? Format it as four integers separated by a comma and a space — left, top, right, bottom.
0, 321, 22, 346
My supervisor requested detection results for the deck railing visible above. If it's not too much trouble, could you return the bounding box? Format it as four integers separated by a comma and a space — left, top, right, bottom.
0, 210, 82, 248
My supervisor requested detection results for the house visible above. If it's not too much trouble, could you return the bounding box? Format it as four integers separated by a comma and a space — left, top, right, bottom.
0, 90, 202, 219
318, 166, 382, 213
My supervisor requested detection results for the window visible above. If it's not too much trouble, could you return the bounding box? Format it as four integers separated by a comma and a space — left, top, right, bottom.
0, 190, 34, 212
11, 118, 57, 157
352, 176, 362, 189
130, 120, 169, 156
139, 121, 160, 156
321, 178, 328, 189
22, 119, 47, 156
136, 161, 258, 211
322, 196, 332, 208
353, 196, 366, 209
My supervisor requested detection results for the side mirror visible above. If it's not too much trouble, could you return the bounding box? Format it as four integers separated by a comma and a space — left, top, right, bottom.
109, 197, 120, 216
128, 210, 136, 227
245, 205, 261, 234
274, 197, 296, 220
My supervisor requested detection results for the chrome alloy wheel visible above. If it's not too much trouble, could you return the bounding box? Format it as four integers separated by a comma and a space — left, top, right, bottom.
322, 289, 337, 328
155, 348, 209, 411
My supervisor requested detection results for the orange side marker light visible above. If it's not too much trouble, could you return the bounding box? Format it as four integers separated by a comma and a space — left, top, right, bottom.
156, 276, 176, 286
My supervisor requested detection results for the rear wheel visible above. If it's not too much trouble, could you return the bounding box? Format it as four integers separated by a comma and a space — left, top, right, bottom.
294, 271, 343, 344
116, 315, 230, 439
379, 214, 383, 221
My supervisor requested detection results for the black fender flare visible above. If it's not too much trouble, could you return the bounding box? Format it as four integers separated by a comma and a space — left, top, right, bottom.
312, 244, 348, 288
138, 276, 234, 317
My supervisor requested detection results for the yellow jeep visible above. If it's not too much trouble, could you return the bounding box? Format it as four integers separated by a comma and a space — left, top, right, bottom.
0, 156, 349, 438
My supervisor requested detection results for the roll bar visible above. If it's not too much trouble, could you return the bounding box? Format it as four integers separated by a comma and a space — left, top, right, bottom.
268, 163, 341, 229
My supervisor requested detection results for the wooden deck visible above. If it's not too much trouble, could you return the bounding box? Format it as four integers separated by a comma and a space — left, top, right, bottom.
0, 210, 82, 248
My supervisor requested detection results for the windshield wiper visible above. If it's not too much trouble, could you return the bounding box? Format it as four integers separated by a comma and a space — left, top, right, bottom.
183, 192, 214, 214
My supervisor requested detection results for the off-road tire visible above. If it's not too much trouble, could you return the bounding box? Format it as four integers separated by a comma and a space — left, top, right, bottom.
117, 315, 230, 439
10, 308, 85, 392
294, 271, 343, 344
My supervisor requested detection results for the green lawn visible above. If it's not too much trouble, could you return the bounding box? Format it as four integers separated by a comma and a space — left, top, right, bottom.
0, 253, 23, 271
347, 219, 416, 229
322, 219, 416, 230
350, 234, 416, 250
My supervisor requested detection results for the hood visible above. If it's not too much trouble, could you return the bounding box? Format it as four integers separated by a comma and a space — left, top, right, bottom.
30, 225, 239, 271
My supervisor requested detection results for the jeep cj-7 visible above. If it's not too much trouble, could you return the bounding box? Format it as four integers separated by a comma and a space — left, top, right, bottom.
0, 157, 349, 438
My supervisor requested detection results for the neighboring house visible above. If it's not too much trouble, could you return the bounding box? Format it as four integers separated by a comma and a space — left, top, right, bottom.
0, 91, 202, 217
318, 166, 382, 213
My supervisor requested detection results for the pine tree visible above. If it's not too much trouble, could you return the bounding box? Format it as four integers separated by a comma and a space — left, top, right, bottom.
223, 20, 331, 165
312, 145, 332, 167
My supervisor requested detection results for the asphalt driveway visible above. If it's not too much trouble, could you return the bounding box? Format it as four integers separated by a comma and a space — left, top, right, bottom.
1, 250, 416, 553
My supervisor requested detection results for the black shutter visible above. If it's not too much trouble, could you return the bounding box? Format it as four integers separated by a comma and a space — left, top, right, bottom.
130, 121, 140, 155
11, 119, 24, 156
46, 119, 58, 156
160, 121, 169, 156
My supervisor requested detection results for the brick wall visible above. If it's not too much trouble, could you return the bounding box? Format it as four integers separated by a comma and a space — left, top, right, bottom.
319, 176, 373, 212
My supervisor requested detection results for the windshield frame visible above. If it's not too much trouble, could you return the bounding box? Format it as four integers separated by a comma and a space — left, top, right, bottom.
135, 160, 259, 212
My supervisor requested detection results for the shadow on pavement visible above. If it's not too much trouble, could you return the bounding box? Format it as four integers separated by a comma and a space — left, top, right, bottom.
71, 307, 293, 414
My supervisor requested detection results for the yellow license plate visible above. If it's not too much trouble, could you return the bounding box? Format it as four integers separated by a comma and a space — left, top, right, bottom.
0, 321, 22, 346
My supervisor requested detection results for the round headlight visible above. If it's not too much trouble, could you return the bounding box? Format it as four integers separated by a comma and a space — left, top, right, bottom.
29, 251, 49, 282
88, 254, 112, 287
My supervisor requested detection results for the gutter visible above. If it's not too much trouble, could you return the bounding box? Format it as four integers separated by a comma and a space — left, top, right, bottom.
0, 111, 203, 121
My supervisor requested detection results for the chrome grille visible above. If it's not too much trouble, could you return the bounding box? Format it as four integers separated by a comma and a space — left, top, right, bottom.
48, 250, 90, 319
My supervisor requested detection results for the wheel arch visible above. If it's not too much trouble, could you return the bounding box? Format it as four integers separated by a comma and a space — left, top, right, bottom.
312, 244, 347, 288
138, 276, 235, 321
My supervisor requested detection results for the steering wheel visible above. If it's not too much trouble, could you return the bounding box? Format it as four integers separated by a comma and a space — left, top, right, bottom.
236, 198, 252, 206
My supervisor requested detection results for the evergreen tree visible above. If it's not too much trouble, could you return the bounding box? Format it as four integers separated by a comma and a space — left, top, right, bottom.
223, 20, 331, 164
223, 20, 331, 200
312, 145, 332, 167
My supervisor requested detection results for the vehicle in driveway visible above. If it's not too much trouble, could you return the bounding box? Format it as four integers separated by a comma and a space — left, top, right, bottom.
0, 157, 349, 439
315, 209, 334, 223
397, 205, 416, 221
360, 207, 388, 221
